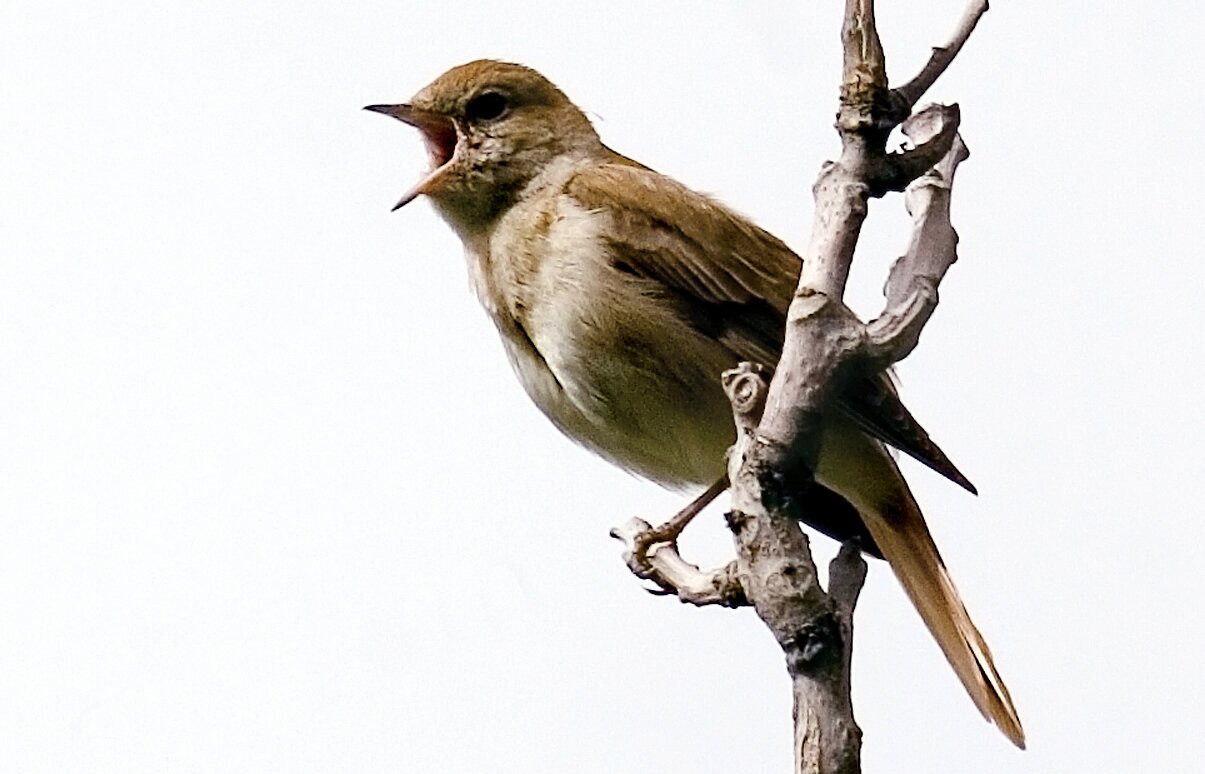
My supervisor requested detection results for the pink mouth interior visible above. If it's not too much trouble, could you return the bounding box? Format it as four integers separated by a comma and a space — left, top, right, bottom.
422, 122, 457, 169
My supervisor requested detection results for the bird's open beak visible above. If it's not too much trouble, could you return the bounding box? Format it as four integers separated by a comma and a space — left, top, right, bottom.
364, 103, 459, 211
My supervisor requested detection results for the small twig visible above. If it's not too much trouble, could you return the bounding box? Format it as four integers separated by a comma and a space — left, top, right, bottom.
827, 541, 870, 616
895, 0, 990, 108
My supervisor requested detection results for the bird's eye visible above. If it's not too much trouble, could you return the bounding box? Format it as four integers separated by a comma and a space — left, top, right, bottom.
464, 91, 510, 122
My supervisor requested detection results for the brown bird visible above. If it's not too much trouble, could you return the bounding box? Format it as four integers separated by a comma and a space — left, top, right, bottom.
367, 59, 1024, 747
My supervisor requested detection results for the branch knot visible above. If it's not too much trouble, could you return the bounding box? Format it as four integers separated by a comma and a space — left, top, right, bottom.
786, 612, 842, 676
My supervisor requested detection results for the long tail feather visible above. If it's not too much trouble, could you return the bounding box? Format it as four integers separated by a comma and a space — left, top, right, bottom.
863, 491, 1025, 747
816, 424, 1025, 747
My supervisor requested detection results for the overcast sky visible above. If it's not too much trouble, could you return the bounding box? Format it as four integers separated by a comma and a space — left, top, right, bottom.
2, 1, 1202, 772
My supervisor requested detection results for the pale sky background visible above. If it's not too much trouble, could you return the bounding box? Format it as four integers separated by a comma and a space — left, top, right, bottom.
2, 1, 1202, 772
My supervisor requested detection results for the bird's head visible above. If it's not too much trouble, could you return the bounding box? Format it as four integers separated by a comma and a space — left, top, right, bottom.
366, 60, 601, 231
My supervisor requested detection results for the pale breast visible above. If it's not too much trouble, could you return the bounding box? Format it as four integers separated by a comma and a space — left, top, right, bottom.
473, 176, 738, 489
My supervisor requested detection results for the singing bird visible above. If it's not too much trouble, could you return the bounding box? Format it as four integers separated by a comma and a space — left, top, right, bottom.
367, 60, 1024, 747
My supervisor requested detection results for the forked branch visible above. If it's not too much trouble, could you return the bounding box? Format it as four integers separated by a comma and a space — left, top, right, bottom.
613, 1, 990, 771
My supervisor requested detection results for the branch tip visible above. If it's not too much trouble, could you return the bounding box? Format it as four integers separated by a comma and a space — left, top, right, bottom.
895, 0, 990, 107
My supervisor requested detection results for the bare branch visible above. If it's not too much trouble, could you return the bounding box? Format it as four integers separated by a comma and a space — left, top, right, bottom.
875, 103, 960, 194
611, 0, 996, 768
724, 366, 865, 774
895, 0, 990, 108
867, 112, 971, 366
718, 0, 992, 768
827, 541, 869, 617
839, 0, 890, 131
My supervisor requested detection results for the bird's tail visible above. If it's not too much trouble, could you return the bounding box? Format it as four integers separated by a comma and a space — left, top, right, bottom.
817, 425, 1026, 748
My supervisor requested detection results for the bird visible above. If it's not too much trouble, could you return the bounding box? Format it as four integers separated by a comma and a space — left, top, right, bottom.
366, 59, 1024, 748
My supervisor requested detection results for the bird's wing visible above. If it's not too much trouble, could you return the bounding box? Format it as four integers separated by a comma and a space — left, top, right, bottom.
567, 159, 976, 493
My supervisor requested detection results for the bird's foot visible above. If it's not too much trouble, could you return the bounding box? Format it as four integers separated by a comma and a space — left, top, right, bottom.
631, 476, 727, 573
610, 514, 747, 608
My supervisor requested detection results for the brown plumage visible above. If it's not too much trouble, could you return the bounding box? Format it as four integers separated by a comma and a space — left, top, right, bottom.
367, 59, 1024, 747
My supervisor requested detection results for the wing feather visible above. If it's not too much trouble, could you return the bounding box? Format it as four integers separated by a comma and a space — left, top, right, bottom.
568, 159, 976, 493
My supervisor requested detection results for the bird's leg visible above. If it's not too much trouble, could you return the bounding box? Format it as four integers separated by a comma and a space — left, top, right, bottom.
629, 476, 729, 565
